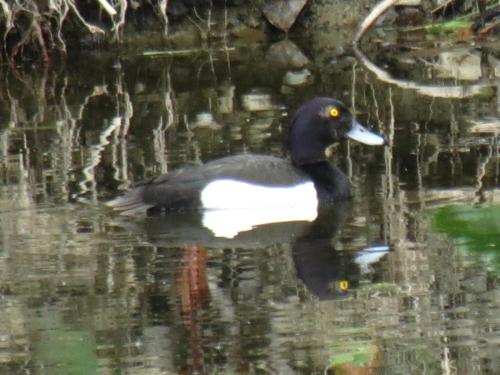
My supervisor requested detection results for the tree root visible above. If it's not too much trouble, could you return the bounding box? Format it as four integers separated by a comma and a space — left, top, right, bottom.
0, 0, 165, 64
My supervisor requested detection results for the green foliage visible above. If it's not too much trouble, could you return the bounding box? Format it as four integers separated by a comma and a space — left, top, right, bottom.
328, 332, 377, 368
331, 350, 372, 367
420, 19, 472, 33
430, 204, 500, 270
36, 330, 97, 375
401, 19, 472, 34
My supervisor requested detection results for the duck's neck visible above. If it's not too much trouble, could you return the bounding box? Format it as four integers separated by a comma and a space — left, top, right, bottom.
298, 161, 351, 202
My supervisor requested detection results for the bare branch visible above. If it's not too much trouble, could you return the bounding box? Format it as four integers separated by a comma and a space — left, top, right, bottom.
353, 0, 422, 46
67, 0, 106, 34
96, 0, 117, 17
111, 0, 127, 39
158, 0, 169, 36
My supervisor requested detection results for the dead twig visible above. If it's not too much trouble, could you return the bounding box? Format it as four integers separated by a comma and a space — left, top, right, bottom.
110, 0, 127, 40
96, 0, 117, 16
158, 0, 169, 36
66, 0, 106, 35
353, 0, 422, 46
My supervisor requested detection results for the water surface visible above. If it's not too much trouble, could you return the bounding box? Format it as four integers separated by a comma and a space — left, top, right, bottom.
0, 35, 499, 374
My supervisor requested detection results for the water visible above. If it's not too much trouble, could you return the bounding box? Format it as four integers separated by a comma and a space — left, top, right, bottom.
0, 34, 499, 374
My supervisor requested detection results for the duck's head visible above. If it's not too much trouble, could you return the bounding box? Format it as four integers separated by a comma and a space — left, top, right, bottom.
287, 97, 385, 165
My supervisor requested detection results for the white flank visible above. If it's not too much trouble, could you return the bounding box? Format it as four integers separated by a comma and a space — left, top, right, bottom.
201, 179, 318, 209
200, 179, 318, 238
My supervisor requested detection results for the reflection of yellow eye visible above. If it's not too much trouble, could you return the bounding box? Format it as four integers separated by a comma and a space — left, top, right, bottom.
339, 280, 349, 291
330, 108, 340, 118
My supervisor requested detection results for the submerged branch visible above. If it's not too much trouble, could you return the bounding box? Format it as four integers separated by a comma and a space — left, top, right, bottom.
353, 47, 495, 99
142, 46, 235, 57
353, 0, 422, 46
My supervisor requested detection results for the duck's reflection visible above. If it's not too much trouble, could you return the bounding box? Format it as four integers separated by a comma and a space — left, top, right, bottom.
126, 201, 389, 300
293, 202, 358, 300
120, 204, 389, 373
292, 202, 389, 300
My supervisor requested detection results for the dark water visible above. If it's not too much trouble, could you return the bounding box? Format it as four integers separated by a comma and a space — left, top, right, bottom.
0, 35, 499, 374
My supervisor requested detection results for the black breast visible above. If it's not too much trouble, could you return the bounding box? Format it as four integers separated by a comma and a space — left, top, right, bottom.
299, 161, 352, 202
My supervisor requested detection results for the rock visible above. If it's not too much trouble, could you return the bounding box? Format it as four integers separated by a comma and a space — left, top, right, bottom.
266, 40, 309, 69
283, 68, 313, 86
190, 112, 222, 130
307, 0, 376, 54
468, 118, 500, 134
218, 84, 235, 114
241, 92, 274, 112
435, 51, 500, 81
262, 0, 308, 32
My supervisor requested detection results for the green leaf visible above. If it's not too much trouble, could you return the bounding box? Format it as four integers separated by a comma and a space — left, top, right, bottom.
329, 341, 377, 367
430, 204, 500, 270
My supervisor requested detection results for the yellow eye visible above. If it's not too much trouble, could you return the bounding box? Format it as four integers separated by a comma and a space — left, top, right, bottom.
339, 280, 349, 291
329, 107, 340, 118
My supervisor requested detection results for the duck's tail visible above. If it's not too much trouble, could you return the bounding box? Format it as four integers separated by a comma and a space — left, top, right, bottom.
106, 188, 153, 215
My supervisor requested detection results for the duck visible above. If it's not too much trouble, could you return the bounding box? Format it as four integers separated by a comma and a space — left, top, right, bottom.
107, 97, 385, 218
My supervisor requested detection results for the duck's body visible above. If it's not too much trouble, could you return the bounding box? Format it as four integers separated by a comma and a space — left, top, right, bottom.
108, 97, 384, 215
110, 154, 351, 213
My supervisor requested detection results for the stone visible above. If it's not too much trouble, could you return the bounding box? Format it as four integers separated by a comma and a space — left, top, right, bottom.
262, 0, 308, 32
266, 40, 309, 69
